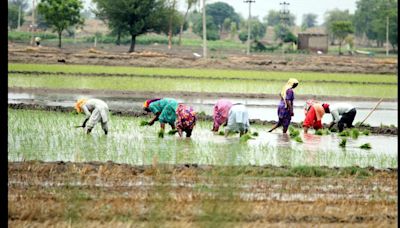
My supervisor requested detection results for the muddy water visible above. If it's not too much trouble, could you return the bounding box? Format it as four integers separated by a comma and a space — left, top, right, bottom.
8, 92, 398, 127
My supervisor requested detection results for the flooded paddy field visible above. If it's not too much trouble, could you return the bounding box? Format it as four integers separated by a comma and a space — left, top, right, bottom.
8, 109, 397, 168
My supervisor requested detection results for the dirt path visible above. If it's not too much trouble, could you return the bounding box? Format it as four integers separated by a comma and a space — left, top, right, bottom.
8, 44, 398, 74
8, 161, 397, 227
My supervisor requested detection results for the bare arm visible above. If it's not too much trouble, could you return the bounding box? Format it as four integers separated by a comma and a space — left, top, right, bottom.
148, 112, 161, 126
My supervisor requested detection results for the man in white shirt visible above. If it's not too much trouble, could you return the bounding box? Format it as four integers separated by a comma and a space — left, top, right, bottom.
327, 103, 357, 132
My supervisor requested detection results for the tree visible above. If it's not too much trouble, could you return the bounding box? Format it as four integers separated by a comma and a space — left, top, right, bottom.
38, 0, 84, 48
8, 0, 28, 29
301, 13, 318, 30
206, 2, 240, 35
93, 0, 168, 52
331, 21, 354, 55
323, 9, 353, 44
193, 15, 219, 40
238, 17, 266, 43
354, 0, 397, 48
178, 0, 198, 46
263, 10, 296, 27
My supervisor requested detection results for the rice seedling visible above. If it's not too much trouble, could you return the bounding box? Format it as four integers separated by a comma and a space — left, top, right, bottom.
294, 136, 303, 143
330, 128, 337, 132
158, 129, 164, 138
218, 131, 225, 136
360, 143, 372, 150
339, 139, 347, 148
251, 131, 259, 137
239, 133, 253, 143
362, 130, 370, 136
140, 120, 149, 126
167, 129, 178, 135
314, 129, 323, 135
289, 128, 300, 138
338, 130, 350, 137
351, 129, 360, 139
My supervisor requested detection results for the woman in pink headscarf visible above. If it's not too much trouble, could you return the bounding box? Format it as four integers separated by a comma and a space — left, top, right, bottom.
211, 99, 233, 132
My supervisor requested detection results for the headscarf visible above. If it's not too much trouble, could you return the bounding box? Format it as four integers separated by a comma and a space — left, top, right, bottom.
75, 99, 88, 113
280, 78, 299, 100
143, 98, 161, 109
322, 103, 330, 113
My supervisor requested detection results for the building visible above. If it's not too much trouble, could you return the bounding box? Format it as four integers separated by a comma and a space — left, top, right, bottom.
297, 33, 328, 53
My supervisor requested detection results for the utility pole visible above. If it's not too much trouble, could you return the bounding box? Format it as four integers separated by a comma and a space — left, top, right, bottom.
17, 5, 22, 31
386, 15, 389, 56
244, 0, 255, 55
279, 1, 290, 54
30, 0, 36, 46
202, 0, 207, 58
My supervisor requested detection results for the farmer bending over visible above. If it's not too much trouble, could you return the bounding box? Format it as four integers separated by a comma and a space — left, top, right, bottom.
225, 104, 250, 137
303, 103, 330, 134
212, 99, 233, 132
327, 103, 357, 132
143, 98, 178, 137
176, 103, 197, 138
75, 98, 109, 135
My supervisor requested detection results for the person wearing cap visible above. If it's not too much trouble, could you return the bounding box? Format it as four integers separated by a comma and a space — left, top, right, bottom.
143, 98, 179, 135
75, 98, 109, 135
212, 99, 233, 132
175, 103, 197, 138
303, 103, 330, 134
225, 104, 250, 137
269, 78, 299, 133
327, 103, 357, 132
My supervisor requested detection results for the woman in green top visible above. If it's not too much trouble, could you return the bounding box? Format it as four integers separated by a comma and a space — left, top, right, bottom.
143, 98, 179, 136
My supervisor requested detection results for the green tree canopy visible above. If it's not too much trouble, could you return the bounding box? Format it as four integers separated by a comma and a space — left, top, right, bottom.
206, 2, 240, 33
38, 0, 84, 48
331, 21, 354, 54
354, 0, 397, 48
263, 10, 296, 27
238, 17, 266, 43
323, 9, 353, 44
301, 13, 318, 30
192, 14, 220, 40
93, 0, 168, 52
8, 4, 22, 29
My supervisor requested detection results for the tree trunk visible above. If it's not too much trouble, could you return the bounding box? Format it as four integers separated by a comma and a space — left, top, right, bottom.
129, 34, 136, 53
58, 31, 62, 48
338, 40, 342, 55
116, 31, 121, 46
178, 24, 184, 46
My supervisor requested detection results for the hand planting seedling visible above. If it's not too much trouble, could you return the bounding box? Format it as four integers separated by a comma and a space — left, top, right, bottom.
140, 120, 149, 126
360, 143, 372, 149
339, 138, 347, 148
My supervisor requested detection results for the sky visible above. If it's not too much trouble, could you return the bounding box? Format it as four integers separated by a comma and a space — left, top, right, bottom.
80, 0, 357, 26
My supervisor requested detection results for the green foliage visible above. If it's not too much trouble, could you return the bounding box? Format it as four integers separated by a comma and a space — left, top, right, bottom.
93, 0, 169, 52
360, 143, 372, 149
330, 128, 338, 132
239, 133, 253, 142
341, 167, 371, 177
301, 13, 318, 30
8, 31, 57, 41
324, 9, 353, 44
206, 2, 240, 30
8, 4, 24, 29
338, 130, 350, 137
339, 138, 347, 148
289, 166, 327, 177
314, 129, 324, 135
251, 131, 259, 137
331, 21, 354, 54
192, 15, 220, 40
37, 0, 84, 48
218, 131, 225, 136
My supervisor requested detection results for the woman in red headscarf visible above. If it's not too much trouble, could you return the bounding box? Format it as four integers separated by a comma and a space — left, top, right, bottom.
303, 103, 330, 133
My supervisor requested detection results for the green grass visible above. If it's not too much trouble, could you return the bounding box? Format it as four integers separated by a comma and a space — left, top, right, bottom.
9, 63, 397, 84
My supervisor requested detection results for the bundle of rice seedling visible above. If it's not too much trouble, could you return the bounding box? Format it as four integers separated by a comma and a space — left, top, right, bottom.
139, 120, 149, 126
360, 143, 372, 149
339, 139, 347, 148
